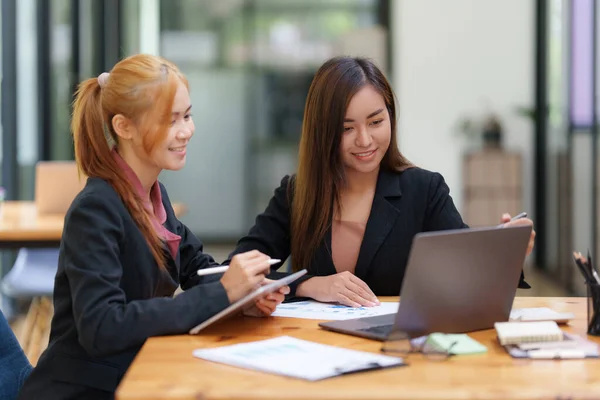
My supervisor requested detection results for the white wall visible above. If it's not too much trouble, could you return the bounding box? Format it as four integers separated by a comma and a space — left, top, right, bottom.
391, 0, 535, 219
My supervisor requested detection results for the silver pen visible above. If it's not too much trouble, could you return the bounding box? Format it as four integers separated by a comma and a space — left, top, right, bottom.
498, 212, 527, 227
510, 212, 527, 221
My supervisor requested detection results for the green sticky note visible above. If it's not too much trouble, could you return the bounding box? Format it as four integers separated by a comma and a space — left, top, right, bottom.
428, 333, 487, 355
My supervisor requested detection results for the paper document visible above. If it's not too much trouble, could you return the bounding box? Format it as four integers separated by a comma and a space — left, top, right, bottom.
509, 307, 575, 323
271, 300, 399, 320
192, 336, 405, 381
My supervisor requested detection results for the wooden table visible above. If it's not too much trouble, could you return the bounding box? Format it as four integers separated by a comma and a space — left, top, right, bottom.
0, 201, 187, 248
116, 297, 600, 400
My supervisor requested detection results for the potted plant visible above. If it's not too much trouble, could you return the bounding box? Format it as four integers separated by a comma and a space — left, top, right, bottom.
455, 112, 504, 150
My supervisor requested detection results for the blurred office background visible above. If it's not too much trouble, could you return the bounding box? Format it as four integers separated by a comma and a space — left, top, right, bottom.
1, 0, 598, 303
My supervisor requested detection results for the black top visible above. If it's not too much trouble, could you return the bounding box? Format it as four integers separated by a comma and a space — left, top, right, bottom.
228, 167, 529, 297
18, 178, 230, 400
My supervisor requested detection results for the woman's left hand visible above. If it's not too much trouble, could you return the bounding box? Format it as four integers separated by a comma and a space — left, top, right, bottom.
242, 279, 290, 317
500, 213, 536, 256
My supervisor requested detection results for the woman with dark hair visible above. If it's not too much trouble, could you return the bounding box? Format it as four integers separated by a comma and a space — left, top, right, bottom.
228, 56, 535, 307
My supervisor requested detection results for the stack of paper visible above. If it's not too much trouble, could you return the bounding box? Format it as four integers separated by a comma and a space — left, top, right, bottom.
495, 320, 599, 359
504, 333, 599, 359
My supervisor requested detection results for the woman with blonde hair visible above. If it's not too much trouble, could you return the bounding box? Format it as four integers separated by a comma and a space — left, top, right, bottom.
18, 54, 287, 399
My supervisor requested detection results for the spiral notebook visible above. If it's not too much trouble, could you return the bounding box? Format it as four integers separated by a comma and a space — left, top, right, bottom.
494, 321, 563, 346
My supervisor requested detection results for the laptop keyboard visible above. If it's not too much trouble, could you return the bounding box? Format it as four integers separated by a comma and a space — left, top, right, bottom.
357, 324, 394, 336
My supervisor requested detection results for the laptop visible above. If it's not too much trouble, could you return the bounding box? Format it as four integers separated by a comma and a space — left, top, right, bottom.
319, 225, 532, 340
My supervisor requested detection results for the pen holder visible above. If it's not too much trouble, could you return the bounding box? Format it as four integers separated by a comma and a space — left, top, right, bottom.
587, 282, 600, 336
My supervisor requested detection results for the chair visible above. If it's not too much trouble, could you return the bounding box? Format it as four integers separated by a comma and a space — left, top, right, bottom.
0, 308, 32, 400
34, 161, 86, 214
0, 161, 83, 365
1, 249, 60, 298
1, 249, 58, 365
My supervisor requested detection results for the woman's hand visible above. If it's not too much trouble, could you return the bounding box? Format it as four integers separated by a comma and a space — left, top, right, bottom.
296, 271, 379, 308
500, 213, 536, 256
242, 279, 289, 317
220, 250, 271, 303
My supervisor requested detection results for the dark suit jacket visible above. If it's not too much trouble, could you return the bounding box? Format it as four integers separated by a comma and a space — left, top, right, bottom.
229, 167, 529, 297
18, 178, 230, 400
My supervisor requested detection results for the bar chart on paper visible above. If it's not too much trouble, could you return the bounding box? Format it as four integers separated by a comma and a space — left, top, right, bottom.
271, 300, 399, 320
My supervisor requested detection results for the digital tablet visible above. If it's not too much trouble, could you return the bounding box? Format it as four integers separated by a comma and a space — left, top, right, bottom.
189, 269, 307, 334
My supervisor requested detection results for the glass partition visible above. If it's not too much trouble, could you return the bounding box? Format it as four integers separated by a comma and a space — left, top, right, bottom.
158, 0, 386, 241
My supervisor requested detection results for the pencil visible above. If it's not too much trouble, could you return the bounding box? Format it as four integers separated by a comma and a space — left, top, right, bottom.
573, 252, 593, 284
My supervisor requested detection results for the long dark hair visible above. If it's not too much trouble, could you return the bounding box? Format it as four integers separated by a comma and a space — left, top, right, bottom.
290, 56, 412, 272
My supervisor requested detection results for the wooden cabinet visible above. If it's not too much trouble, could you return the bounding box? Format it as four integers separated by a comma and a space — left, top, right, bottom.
462, 149, 522, 227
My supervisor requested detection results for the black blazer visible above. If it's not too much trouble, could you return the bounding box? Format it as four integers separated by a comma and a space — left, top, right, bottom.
18, 178, 230, 400
229, 167, 529, 297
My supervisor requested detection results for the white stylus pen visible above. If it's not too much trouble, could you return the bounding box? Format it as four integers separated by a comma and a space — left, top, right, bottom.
196, 259, 281, 276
